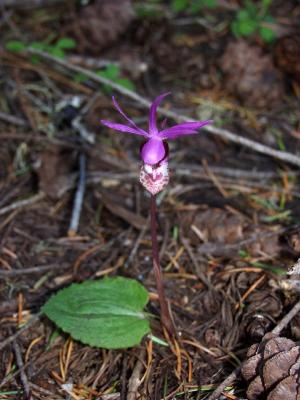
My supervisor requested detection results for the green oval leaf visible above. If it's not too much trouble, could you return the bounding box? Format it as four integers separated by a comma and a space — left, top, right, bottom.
5, 40, 26, 52
235, 18, 258, 36
171, 0, 189, 13
116, 78, 136, 91
259, 26, 276, 42
49, 47, 65, 59
42, 277, 150, 349
56, 37, 77, 49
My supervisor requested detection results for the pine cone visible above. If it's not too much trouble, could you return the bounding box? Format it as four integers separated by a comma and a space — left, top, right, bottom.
179, 208, 280, 257
180, 208, 244, 246
69, 0, 135, 54
274, 34, 300, 81
242, 291, 282, 341
220, 40, 284, 109
241, 333, 300, 399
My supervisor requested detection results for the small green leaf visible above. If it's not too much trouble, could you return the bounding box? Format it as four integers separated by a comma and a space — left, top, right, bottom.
56, 37, 77, 49
231, 21, 241, 37
97, 64, 120, 80
239, 249, 250, 258
250, 261, 286, 275
5, 40, 26, 52
171, 0, 189, 13
49, 47, 65, 59
202, 0, 217, 8
135, 3, 164, 18
261, 0, 272, 14
101, 84, 113, 94
261, 210, 291, 222
259, 25, 276, 42
116, 78, 135, 91
189, 0, 217, 14
236, 9, 251, 20
234, 18, 258, 36
29, 42, 48, 51
73, 72, 89, 83
148, 334, 169, 346
30, 55, 41, 64
42, 277, 150, 349
244, 0, 257, 17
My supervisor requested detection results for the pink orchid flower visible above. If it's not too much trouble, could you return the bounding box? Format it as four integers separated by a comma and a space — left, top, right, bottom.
101, 93, 212, 195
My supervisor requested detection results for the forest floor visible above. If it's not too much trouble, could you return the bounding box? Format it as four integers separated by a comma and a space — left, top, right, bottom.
0, 1, 300, 399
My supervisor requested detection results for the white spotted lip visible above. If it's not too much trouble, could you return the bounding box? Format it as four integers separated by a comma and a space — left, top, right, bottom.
139, 161, 169, 195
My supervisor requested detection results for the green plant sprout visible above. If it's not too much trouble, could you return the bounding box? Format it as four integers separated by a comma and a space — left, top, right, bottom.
74, 64, 135, 93
5, 37, 77, 59
135, 0, 217, 18
6, 40, 135, 93
250, 194, 291, 222
231, 0, 276, 42
171, 0, 217, 13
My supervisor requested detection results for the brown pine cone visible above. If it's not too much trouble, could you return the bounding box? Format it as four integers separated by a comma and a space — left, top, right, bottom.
220, 40, 284, 109
67, 0, 135, 54
274, 35, 300, 81
242, 291, 282, 341
241, 333, 300, 399
179, 208, 280, 257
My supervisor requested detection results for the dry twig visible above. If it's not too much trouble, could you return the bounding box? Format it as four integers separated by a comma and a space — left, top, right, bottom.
68, 153, 87, 237
11, 336, 32, 399
0, 263, 69, 277
0, 192, 45, 216
0, 111, 28, 126
127, 349, 146, 400
272, 299, 300, 336
0, 314, 40, 352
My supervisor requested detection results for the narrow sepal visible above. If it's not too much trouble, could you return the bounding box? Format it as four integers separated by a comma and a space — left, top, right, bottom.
112, 97, 147, 135
100, 120, 147, 136
149, 92, 171, 135
159, 120, 213, 139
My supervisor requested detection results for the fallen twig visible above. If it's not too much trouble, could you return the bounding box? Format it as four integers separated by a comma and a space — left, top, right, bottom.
0, 313, 40, 352
11, 335, 32, 399
27, 48, 300, 168
272, 299, 300, 335
207, 368, 241, 400
0, 111, 28, 126
0, 192, 45, 216
127, 349, 146, 400
68, 153, 86, 237
0, 262, 69, 277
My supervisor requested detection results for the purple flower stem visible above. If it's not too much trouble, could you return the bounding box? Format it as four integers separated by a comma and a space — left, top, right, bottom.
150, 194, 175, 335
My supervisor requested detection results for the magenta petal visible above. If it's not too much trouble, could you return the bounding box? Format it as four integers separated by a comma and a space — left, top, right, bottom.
112, 97, 147, 135
149, 92, 171, 136
141, 138, 166, 165
159, 120, 213, 139
100, 120, 147, 136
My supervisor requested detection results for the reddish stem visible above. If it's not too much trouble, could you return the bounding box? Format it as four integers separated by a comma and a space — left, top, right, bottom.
150, 194, 174, 335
